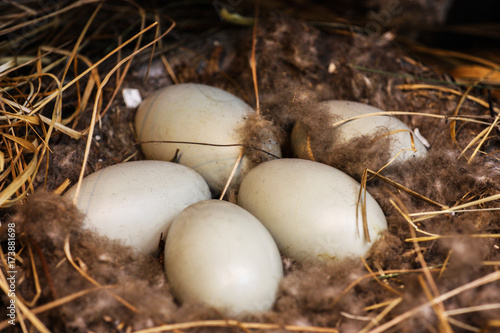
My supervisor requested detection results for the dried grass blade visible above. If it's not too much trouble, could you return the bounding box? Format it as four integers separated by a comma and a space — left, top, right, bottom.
399, 200, 445, 326
446, 317, 479, 332
410, 208, 500, 221
0, 154, 36, 207
449, 67, 500, 147
32, 286, 110, 315
0, 263, 50, 332
449, 86, 468, 147
333, 267, 440, 307
0, 0, 101, 36
0, 59, 15, 74
219, 150, 244, 200
449, 192, 500, 211
38, 114, 82, 139
364, 299, 400, 311
452, 64, 500, 84
17, 308, 28, 333
407, 44, 499, 68
98, 5, 148, 119
161, 55, 179, 84
366, 270, 500, 333
34, 22, 159, 114
331, 111, 494, 128
220, 7, 255, 26
360, 257, 402, 296
304, 134, 316, 160
23, 244, 42, 307
396, 84, 500, 114
250, 1, 260, 114
60, 4, 103, 88
357, 169, 370, 242
73, 20, 173, 202
390, 199, 440, 238
145, 13, 158, 83
0, 133, 36, 152
63, 235, 137, 312
418, 275, 453, 333
0, 286, 108, 330
0, 161, 13, 183
0, 114, 40, 125
1, 96, 32, 113
53, 178, 71, 195
459, 125, 491, 160
0, 54, 53, 79
438, 251, 452, 280
467, 114, 499, 162
411, 233, 500, 243
445, 303, 500, 317
359, 297, 403, 333
368, 169, 447, 209
133, 320, 339, 333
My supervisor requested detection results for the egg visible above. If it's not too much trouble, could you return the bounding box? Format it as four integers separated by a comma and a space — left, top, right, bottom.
164, 199, 283, 317
238, 158, 387, 262
291, 100, 427, 163
135, 83, 281, 193
64, 161, 211, 253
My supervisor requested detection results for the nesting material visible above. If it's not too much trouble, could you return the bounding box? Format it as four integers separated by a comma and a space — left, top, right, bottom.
2, 3, 500, 333
6, 193, 181, 332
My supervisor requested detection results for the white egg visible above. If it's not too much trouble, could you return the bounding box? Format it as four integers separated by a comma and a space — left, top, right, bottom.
64, 161, 211, 253
164, 199, 283, 317
135, 83, 281, 193
291, 100, 427, 163
238, 159, 387, 262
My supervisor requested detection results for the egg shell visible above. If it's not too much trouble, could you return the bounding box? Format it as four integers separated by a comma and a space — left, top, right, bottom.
164, 199, 283, 317
291, 100, 427, 163
64, 161, 211, 253
135, 83, 281, 193
238, 158, 387, 262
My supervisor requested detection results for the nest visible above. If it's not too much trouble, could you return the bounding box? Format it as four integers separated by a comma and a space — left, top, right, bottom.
1, 1, 499, 332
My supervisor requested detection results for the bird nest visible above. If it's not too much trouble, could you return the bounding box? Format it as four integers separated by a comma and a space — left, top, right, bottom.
1, 1, 499, 332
